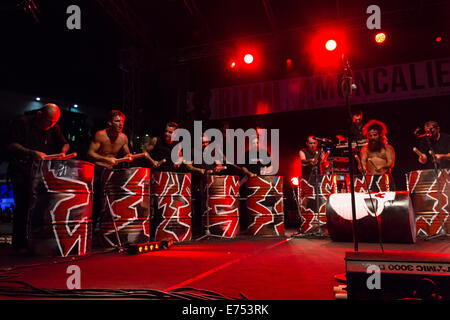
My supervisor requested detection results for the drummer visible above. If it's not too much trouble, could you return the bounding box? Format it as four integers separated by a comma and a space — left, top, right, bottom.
142, 121, 183, 172
241, 134, 274, 177
7, 103, 70, 253
87, 110, 132, 168
87, 110, 132, 231
415, 120, 450, 169
360, 119, 396, 190
184, 133, 226, 237
185, 133, 226, 175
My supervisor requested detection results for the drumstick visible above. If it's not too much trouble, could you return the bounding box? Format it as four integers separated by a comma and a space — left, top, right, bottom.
43, 153, 63, 160
61, 152, 77, 160
114, 153, 146, 164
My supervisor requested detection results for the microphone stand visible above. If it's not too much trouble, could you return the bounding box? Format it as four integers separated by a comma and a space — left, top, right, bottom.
423, 135, 449, 240
342, 56, 359, 252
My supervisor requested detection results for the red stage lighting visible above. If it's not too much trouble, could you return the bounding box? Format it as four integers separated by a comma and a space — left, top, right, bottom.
435, 36, 442, 42
375, 32, 386, 44
230, 61, 237, 68
325, 40, 337, 51
244, 53, 254, 64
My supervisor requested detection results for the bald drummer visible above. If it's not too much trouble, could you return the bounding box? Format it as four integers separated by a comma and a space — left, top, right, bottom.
7, 103, 70, 253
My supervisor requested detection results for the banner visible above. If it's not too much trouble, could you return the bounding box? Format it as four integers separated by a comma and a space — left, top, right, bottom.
207, 58, 450, 119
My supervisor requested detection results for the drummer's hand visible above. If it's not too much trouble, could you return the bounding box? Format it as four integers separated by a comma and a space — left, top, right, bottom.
30, 150, 46, 161
105, 157, 117, 166
153, 159, 166, 168
418, 153, 427, 164
435, 154, 445, 162
249, 173, 257, 178
213, 166, 225, 174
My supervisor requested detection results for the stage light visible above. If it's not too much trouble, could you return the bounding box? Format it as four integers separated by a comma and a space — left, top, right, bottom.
435, 36, 442, 42
244, 54, 254, 64
375, 32, 386, 44
127, 241, 170, 255
73, 104, 78, 108
325, 40, 337, 51
291, 177, 299, 186
35, 97, 41, 101
230, 61, 236, 68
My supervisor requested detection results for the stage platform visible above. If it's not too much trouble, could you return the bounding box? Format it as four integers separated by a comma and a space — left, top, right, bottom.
1, 229, 449, 301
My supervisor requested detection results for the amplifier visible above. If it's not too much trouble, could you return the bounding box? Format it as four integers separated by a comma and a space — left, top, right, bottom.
345, 251, 450, 300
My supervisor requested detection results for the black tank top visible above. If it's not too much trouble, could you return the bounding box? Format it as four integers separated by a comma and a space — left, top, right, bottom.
301, 148, 319, 180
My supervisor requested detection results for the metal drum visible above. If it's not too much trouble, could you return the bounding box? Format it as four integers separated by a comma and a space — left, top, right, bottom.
245, 175, 284, 236
97, 167, 150, 248
150, 172, 192, 242
203, 175, 240, 238
353, 174, 390, 193
326, 191, 416, 243
28, 159, 94, 257
406, 169, 450, 237
299, 175, 336, 233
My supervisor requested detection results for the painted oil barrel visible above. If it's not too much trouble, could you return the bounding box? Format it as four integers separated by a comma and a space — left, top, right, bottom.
353, 174, 390, 193
28, 159, 94, 257
97, 167, 150, 248
150, 171, 192, 242
245, 175, 284, 236
203, 175, 240, 238
326, 191, 416, 243
406, 169, 450, 237
299, 174, 336, 234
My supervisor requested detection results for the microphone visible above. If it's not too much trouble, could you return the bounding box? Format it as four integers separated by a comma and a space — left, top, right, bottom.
313, 136, 333, 144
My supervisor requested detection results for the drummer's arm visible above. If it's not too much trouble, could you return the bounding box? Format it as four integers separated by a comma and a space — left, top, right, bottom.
360, 146, 368, 173
61, 143, 70, 157
121, 135, 133, 162
7, 143, 46, 161
241, 166, 257, 177
381, 145, 395, 171
185, 162, 205, 175
299, 150, 309, 166
142, 137, 160, 168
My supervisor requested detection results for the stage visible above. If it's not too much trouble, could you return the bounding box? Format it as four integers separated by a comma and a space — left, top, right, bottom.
1, 229, 449, 301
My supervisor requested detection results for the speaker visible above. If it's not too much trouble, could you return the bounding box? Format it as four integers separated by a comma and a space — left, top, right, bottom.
326, 191, 416, 243
345, 251, 450, 300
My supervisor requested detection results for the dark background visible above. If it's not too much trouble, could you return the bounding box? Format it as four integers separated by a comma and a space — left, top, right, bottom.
0, 0, 449, 193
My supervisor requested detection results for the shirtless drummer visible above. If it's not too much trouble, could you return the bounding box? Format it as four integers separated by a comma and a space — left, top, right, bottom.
359, 119, 396, 190
87, 110, 132, 230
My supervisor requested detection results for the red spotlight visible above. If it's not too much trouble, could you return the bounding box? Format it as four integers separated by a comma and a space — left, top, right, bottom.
325, 39, 337, 51
435, 36, 442, 42
375, 32, 386, 44
230, 61, 236, 68
244, 53, 254, 64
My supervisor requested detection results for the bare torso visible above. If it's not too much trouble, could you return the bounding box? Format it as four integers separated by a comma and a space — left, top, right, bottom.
96, 130, 127, 157
361, 144, 394, 175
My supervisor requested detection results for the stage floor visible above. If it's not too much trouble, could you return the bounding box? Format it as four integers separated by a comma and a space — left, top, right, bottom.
1, 230, 450, 300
